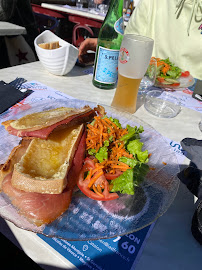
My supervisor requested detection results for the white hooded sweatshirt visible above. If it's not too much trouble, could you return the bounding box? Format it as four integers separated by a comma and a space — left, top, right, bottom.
125, 0, 202, 79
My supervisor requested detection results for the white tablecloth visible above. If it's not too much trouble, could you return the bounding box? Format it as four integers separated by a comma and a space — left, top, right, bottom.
0, 61, 201, 269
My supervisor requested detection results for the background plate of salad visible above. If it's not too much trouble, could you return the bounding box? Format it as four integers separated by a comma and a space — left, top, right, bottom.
153, 57, 195, 89
0, 99, 180, 240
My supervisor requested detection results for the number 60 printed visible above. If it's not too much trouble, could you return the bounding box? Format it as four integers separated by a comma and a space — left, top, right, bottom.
113, 233, 141, 254
121, 242, 136, 254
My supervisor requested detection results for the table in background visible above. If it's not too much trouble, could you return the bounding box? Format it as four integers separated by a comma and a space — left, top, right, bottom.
34, 3, 128, 46
41, 3, 105, 21
0, 61, 201, 270
0, 22, 26, 36
40, 3, 128, 26
33, 3, 103, 46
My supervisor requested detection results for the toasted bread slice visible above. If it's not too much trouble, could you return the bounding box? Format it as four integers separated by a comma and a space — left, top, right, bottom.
11, 124, 84, 194
8, 107, 74, 131
3, 106, 94, 133
38, 41, 60, 49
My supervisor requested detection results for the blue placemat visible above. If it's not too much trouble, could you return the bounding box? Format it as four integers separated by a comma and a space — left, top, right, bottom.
38, 223, 155, 270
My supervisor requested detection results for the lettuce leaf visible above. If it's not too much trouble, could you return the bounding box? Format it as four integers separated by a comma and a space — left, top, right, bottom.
102, 115, 122, 128
109, 117, 122, 129
111, 169, 135, 195
88, 148, 96, 156
159, 58, 181, 79
111, 163, 149, 195
127, 139, 149, 163
120, 125, 144, 143
95, 146, 108, 162
119, 156, 138, 168
89, 141, 109, 162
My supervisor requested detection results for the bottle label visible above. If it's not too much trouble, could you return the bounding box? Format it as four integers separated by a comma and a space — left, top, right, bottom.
94, 46, 119, 84
114, 17, 124, 35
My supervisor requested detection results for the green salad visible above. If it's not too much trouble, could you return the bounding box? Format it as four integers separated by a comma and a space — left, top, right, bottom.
77, 113, 150, 201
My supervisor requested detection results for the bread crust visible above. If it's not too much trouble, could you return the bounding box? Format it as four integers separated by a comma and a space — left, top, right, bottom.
0, 139, 31, 190
11, 169, 68, 194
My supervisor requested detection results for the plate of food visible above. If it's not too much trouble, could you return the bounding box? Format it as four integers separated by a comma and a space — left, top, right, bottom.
153, 57, 195, 89
0, 99, 180, 240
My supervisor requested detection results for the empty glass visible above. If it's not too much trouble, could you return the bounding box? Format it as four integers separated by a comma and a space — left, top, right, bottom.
88, 0, 98, 13
139, 57, 157, 93
98, 4, 108, 14
144, 89, 181, 118
76, 0, 83, 9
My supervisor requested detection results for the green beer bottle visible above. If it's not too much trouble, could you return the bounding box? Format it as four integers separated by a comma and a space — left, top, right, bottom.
92, 0, 124, 90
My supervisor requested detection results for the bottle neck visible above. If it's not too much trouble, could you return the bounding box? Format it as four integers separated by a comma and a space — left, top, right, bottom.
106, 0, 124, 19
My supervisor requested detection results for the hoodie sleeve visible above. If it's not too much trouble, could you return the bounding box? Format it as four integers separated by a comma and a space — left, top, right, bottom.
124, 0, 150, 36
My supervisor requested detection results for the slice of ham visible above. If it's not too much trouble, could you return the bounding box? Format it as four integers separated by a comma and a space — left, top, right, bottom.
4, 106, 95, 139
1, 129, 86, 226
94, 105, 106, 117
66, 129, 86, 190
2, 174, 73, 226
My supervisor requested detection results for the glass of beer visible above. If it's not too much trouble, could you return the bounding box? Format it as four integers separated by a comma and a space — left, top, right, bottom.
111, 34, 154, 113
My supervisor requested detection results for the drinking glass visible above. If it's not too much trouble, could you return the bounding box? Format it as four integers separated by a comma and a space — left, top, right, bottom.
88, 0, 98, 13
76, 0, 83, 9
111, 34, 154, 114
144, 89, 181, 118
98, 4, 108, 14
139, 57, 157, 93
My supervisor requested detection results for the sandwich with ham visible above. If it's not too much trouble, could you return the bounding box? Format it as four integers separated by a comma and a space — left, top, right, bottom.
0, 105, 96, 226
2, 105, 95, 139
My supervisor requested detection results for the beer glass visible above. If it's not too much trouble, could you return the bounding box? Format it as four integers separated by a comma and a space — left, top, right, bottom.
111, 34, 154, 113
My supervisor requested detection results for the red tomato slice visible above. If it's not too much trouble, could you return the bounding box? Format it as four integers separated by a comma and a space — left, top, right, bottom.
81, 157, 95, 171
181, 71, 190, 77
77, 158, 119, 201
157, 77, 165, 83
170, 83, 180, 87
104, 170, 123, 180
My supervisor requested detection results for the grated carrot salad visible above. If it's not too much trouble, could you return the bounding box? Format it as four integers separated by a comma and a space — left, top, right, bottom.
152, 57, 170, 75
86, 116, 133, 181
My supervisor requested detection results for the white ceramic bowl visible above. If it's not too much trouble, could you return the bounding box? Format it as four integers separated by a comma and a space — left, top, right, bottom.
34, 30, 79, 76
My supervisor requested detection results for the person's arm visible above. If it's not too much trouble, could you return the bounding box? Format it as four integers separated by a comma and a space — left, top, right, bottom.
94, 0, 104, 4
78, 38, 98, 56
